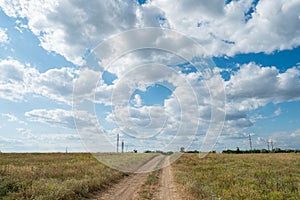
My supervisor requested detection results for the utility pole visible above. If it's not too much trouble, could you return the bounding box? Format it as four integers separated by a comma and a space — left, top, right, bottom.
117, 134, 119, 153
249, 134, 253, 151
267, 141, 270, 151
270, 140, 274, 151
122, 140, 124, 153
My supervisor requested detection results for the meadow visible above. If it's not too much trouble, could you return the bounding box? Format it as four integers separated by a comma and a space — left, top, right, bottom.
0, 153, 125, 200
1, 152, 300, 200
173, 153, 300, 200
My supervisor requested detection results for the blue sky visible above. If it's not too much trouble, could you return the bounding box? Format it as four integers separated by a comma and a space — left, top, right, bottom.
0, 0, 299, 152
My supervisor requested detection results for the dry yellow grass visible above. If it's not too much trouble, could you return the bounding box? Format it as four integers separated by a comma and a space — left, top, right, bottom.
173, 153, 300, 200
0, 153, 124, 199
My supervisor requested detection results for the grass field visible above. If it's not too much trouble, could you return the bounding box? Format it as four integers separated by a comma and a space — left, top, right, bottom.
0, 153, 125, 200
173, 153, 300, 200
2, 153, 300, 200
93, 152, 158, 173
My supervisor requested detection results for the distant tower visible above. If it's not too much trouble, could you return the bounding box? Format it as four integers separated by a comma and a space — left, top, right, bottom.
249, 134, 253, 151
121, 140, 124, 153
270, 140, 274, 151
117, 134, 119, 153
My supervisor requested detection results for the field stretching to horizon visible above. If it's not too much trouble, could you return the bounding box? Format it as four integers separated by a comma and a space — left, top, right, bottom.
0, 153, 126, 199
1, 152, 300, 199
173, 153, 300, 200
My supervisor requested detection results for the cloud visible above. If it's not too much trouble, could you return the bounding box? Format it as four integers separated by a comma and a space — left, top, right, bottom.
78, 59, 300, 148
264, 129, 300, 149
225, 110, 247, 121
73, 68, 102, 102
290, 129, 300, 137
231, 0, 300, 54
16, 127, 80, 141
219, 63, 300, 136
25, 109, 75, 129
1, 56, 299, 148
2, 113, 27, 125
106, 105, 175, 138
0, 0, 138, 65
16, 128, 35, 140
14, 19, 29, 33
0, 1, 299, 151
0, 58, 77, 103
0, 28, 9, 44
0, 132, 83, 152
31, 67, 77, 104
226, 63, 300, 111
151, 0, 300, 56
0, 136, 23, 147
72, 58, 222, 151
25, 108, 97, 130
132, 94, 143, 107
274, 108, 281, 116
1, 0, 299, 65
0, 59, 28, 101
151, 0, 225, 23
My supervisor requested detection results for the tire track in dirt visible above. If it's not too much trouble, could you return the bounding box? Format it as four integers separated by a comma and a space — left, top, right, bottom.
91, 155, 165, 200
153, 156, 181, 200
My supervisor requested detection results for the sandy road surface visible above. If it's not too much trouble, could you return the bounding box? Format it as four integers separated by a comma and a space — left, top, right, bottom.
153, 156, 181, 200
92, 155, 165, 200
90, 155, 182, 200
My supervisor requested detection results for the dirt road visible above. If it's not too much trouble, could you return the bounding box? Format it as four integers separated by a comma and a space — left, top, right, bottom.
92, 155, 165, 200
91, 155, 182, 200
153, 156, 181, 200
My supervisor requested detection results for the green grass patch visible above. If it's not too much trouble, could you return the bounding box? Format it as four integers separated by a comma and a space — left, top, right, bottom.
138, 156, 164, 199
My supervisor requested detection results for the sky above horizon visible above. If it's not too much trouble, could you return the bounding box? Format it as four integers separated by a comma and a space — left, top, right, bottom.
0, 0, 299, 153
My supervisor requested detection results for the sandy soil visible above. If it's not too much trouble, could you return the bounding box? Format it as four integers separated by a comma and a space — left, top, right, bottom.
90, 155, 182, 200
91, 155, 165, 200
153, 156, 182, 200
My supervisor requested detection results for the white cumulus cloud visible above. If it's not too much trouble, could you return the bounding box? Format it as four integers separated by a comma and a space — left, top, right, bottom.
0, 58, 78, 104
1, 0, 299, 64
2, 113, 27, 125
0, 28, 9, 44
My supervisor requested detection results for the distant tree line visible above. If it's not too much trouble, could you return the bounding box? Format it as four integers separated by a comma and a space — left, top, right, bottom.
144, 148, 300, 154
222, 147, 300, 154
144, 150, 173, 155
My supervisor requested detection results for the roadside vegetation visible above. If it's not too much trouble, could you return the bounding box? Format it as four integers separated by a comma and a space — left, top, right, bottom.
137, 168, 161, 200
0, 153, 125, 200
137, 157, 164, 199
173, 153, 300, 200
